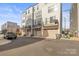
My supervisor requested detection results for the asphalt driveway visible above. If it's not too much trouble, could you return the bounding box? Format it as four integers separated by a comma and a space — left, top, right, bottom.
0, 37, 79, 56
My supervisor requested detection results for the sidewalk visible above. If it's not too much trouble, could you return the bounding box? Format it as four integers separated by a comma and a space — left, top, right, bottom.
24, 36, 79, 41
0, 39, 11, 45
25, 36, 55, 40
60, 37, 79, 41
70, 37, 79, 41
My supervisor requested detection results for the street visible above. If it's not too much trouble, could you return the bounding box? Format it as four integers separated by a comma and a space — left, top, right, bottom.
0, 37, 79, 56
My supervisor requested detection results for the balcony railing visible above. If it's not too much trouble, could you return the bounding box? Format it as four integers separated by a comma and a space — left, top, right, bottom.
33, 21, 42, 29
25, 25, 31, 29
43, 20, 59, 30
44, 20, 58, 26
43, 24, 58, 30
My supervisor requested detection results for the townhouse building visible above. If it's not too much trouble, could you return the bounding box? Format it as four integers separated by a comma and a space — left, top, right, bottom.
22, 3, 62, 39
21, 6, 33, 36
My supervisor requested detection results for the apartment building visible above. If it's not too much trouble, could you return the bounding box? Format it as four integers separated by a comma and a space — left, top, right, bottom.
70, 3, 79, 37
22, 3, 62, 39
1, 21, 20, 34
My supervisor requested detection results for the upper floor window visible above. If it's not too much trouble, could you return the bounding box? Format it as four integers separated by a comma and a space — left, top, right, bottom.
50, 16, 54, 23
50, 16, 57, 23
37, 5, 39, 10
22, 20, 25, 23
45, 18, 48, 24
25, 11, 27, 14
35, 11, 42, 18
48, 4, 58, 13
48, 6, 53, 13
28, 10, 30, 14
44, 3, 47, 5
53, 5, 58, 11
33, 7, 35, 12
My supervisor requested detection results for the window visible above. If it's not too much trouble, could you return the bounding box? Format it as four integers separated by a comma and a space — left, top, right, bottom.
26, 20, 31, 26
35, 11, 42, 18
50, 16, 57, 23
55, 20, 58, 24
28, 10, 30, 14
44, 3, 47, 5
37, 5, 39, 10
45, 18, 48, 24
25, 11, 27, 14
36, 14, 42, 19
48, 6, 53, 13
22, 20, 25, 23
38, 18, 42, 25
34, 20, 36, 25
53, 5, 58, 11
53, 16, 56, 19
50, 16, 53, 23
48, 5, 58, 13
33, 7, 35, 12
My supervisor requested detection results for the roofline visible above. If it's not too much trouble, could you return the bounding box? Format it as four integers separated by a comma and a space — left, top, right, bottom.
26, 3, 38, 10
22, 3, 38, 14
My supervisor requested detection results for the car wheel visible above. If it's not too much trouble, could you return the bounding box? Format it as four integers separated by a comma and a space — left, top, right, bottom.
14, 37, 16, 39
4, 37, 6, 39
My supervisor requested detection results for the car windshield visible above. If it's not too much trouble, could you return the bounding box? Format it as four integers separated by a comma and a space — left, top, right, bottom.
7, 32, 14, 34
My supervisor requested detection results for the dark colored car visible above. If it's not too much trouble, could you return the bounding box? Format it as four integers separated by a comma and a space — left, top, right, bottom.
4, 32, 17, 39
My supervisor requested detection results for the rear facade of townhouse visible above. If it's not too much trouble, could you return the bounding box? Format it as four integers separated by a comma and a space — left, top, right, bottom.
21, 3, 62, 39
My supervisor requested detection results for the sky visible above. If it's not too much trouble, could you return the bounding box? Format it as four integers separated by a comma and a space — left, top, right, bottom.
62, 3, 72, 29
0, 3, 72, 30
0, 3, 35, 30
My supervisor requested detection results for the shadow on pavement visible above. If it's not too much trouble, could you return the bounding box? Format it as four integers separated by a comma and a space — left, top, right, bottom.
0, 37, 44, 52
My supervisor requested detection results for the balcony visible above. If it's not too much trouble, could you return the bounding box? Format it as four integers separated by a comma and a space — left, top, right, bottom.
33, 21, 42, 29
25, 25, 31, 30
43, 20, 59, 30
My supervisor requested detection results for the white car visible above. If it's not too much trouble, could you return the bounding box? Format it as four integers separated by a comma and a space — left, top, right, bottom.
4, 32, 17, 39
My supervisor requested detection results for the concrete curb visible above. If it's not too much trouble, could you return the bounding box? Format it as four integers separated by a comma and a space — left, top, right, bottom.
25, 36, 55, 40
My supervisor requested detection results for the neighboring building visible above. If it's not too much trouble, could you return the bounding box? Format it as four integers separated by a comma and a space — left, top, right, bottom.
21, 3, 62, 39
1, 21, 20, 34
70, 3, 79, 37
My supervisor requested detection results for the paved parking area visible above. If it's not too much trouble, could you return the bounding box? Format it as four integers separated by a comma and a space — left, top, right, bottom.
0, 39, 11, 45
0, 37, 79, 56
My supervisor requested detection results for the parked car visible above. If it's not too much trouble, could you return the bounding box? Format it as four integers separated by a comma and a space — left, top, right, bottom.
4, 32, 17, 39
